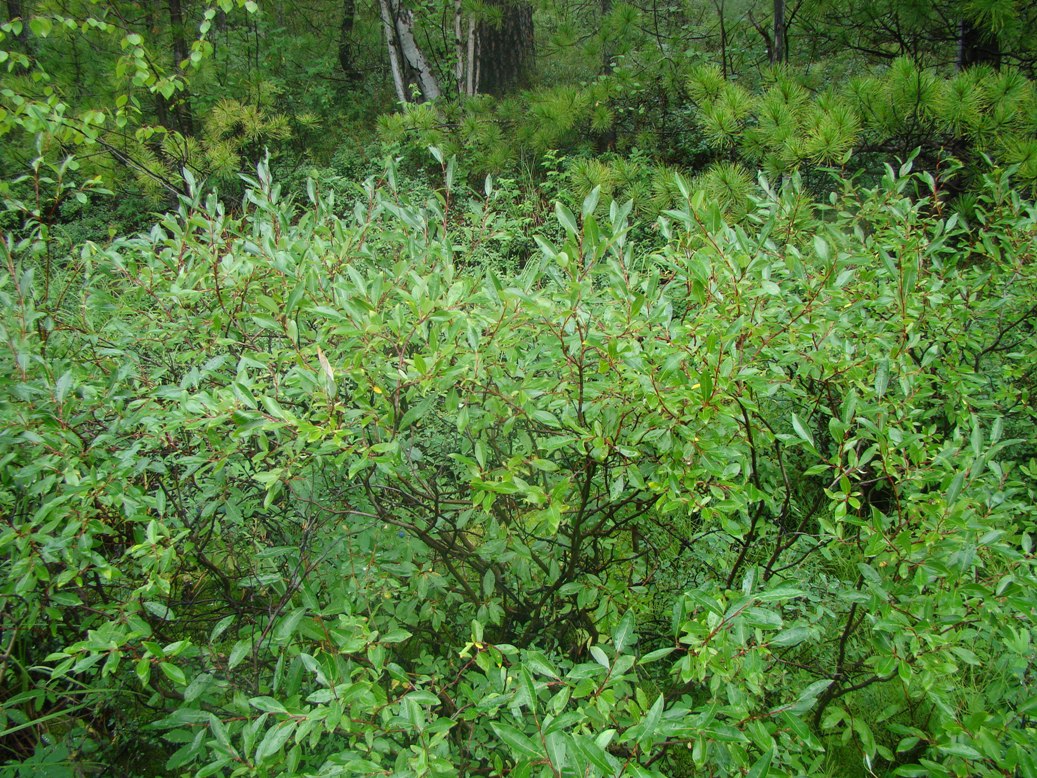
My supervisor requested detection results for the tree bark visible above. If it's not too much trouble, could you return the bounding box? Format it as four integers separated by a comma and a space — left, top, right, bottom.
957, 19, 1001, 70
454, 0, 478, 95
378, 0, 409, 103
379, 0, 441, 102
454, 0, 464, 93
338, 0, 359, 81
477, 0, 534, 96
466, 15, 478, 95
5, 0, 35, 67
600, 0, 613, 74
393, 2, 441, 100
772, 0, 786, 65
714, 0, 728, 78
597, 0, 616, 151
166, 0, 195, 134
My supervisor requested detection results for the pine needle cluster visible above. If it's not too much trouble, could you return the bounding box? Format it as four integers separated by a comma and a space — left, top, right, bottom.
686, 59, 1037, 184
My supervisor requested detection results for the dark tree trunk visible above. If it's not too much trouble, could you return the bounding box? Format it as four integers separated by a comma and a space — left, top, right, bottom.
957, 19, 1001, 70
596, 0, 616, 151
5, 0, 34, 66
166, 0, 195, 134
772, 0, 786, 65
477, 0, 534, 96
338, 0, 359, 81
145, 2, 173, 130
715, 0, 728, 78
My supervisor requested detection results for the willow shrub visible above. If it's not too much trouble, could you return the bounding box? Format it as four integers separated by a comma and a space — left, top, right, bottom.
1, 156, 1035, 777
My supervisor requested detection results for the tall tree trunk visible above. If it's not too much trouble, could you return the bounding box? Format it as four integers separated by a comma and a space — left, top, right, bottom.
379, 0, 441, 102
454, 0, 478, 95
393, 2, 441, 100
466, 15, 478, 94
600, 0, 613, 75
714, 0, 728, 78
957, 19, 1001, 70
597, 0, 616, 151
338, 0, 359, 81
771, 0, 786, 65
378, 0, 409, 103
166, 0, 194, 134
477, 0, 533, 96
5, 0, 34, 67
145, 2, 173, 130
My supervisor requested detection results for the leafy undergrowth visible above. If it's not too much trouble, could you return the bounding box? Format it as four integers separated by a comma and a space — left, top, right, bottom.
1, 157, 1036, 777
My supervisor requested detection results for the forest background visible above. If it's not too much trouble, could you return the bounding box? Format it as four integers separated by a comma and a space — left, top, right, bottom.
1, 0, 1037, 776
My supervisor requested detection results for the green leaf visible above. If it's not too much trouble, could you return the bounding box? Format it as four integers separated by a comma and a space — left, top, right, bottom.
574, 734, 617, 774
29, 16, 52, 37
381, 628, 412, 643
194, 763, 232, 778
255, 720, 296, 765
589, 645, 610, 669
555, 201, 579, 236
770, 625, 810, 647
639, 647, 675, 664
143, 600, 175, 621
813, 235, 829, 261
853, 718, 876, 757
490, 723, 540, 759
159, 662, 186, 686
210, 615, 234, 642
938, 742, 983, 760
582, 186, 600, 217
250, 696, 288, 714
54, 371, 73, 403
613, 611, 635, 654
272, 608, 306, 644
262, 395, 288, 420
398, 396, 434, 431
285, 283, 306, 315
183, 673, 212, 704
545, 731, 568, 771
642, 694, 664, 740
970, 418, 983, 457
791, 413, 815, 448
746, 747, 774, 778
787, 679, 833, 714
196, 759, 233, 778
698, 369, 714, 403
228, 639, 250, 670
135, 657, 151, 686
780, 712, 818, 748
946, 471, 965, 505
524, 651, 560, 679
756, 585, 805, 602
875, 359, 890, 398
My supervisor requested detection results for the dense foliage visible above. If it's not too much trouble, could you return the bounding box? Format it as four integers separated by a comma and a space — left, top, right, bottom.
3, 0, 1037, 215
2, 1, 1037, 776
2, 153, 1036, 775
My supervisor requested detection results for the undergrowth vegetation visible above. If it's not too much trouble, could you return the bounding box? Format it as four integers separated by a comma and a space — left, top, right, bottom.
1, 153, 1035, 776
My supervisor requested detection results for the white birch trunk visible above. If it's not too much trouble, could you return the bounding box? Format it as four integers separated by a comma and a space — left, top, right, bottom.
378, 0, 408, 103
392, 2, 441, 100
454, 1, 478, 96
466, 17, 478, 95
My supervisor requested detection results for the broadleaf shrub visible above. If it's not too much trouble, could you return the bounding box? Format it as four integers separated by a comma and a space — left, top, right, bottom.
1, 157, 1035, 777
